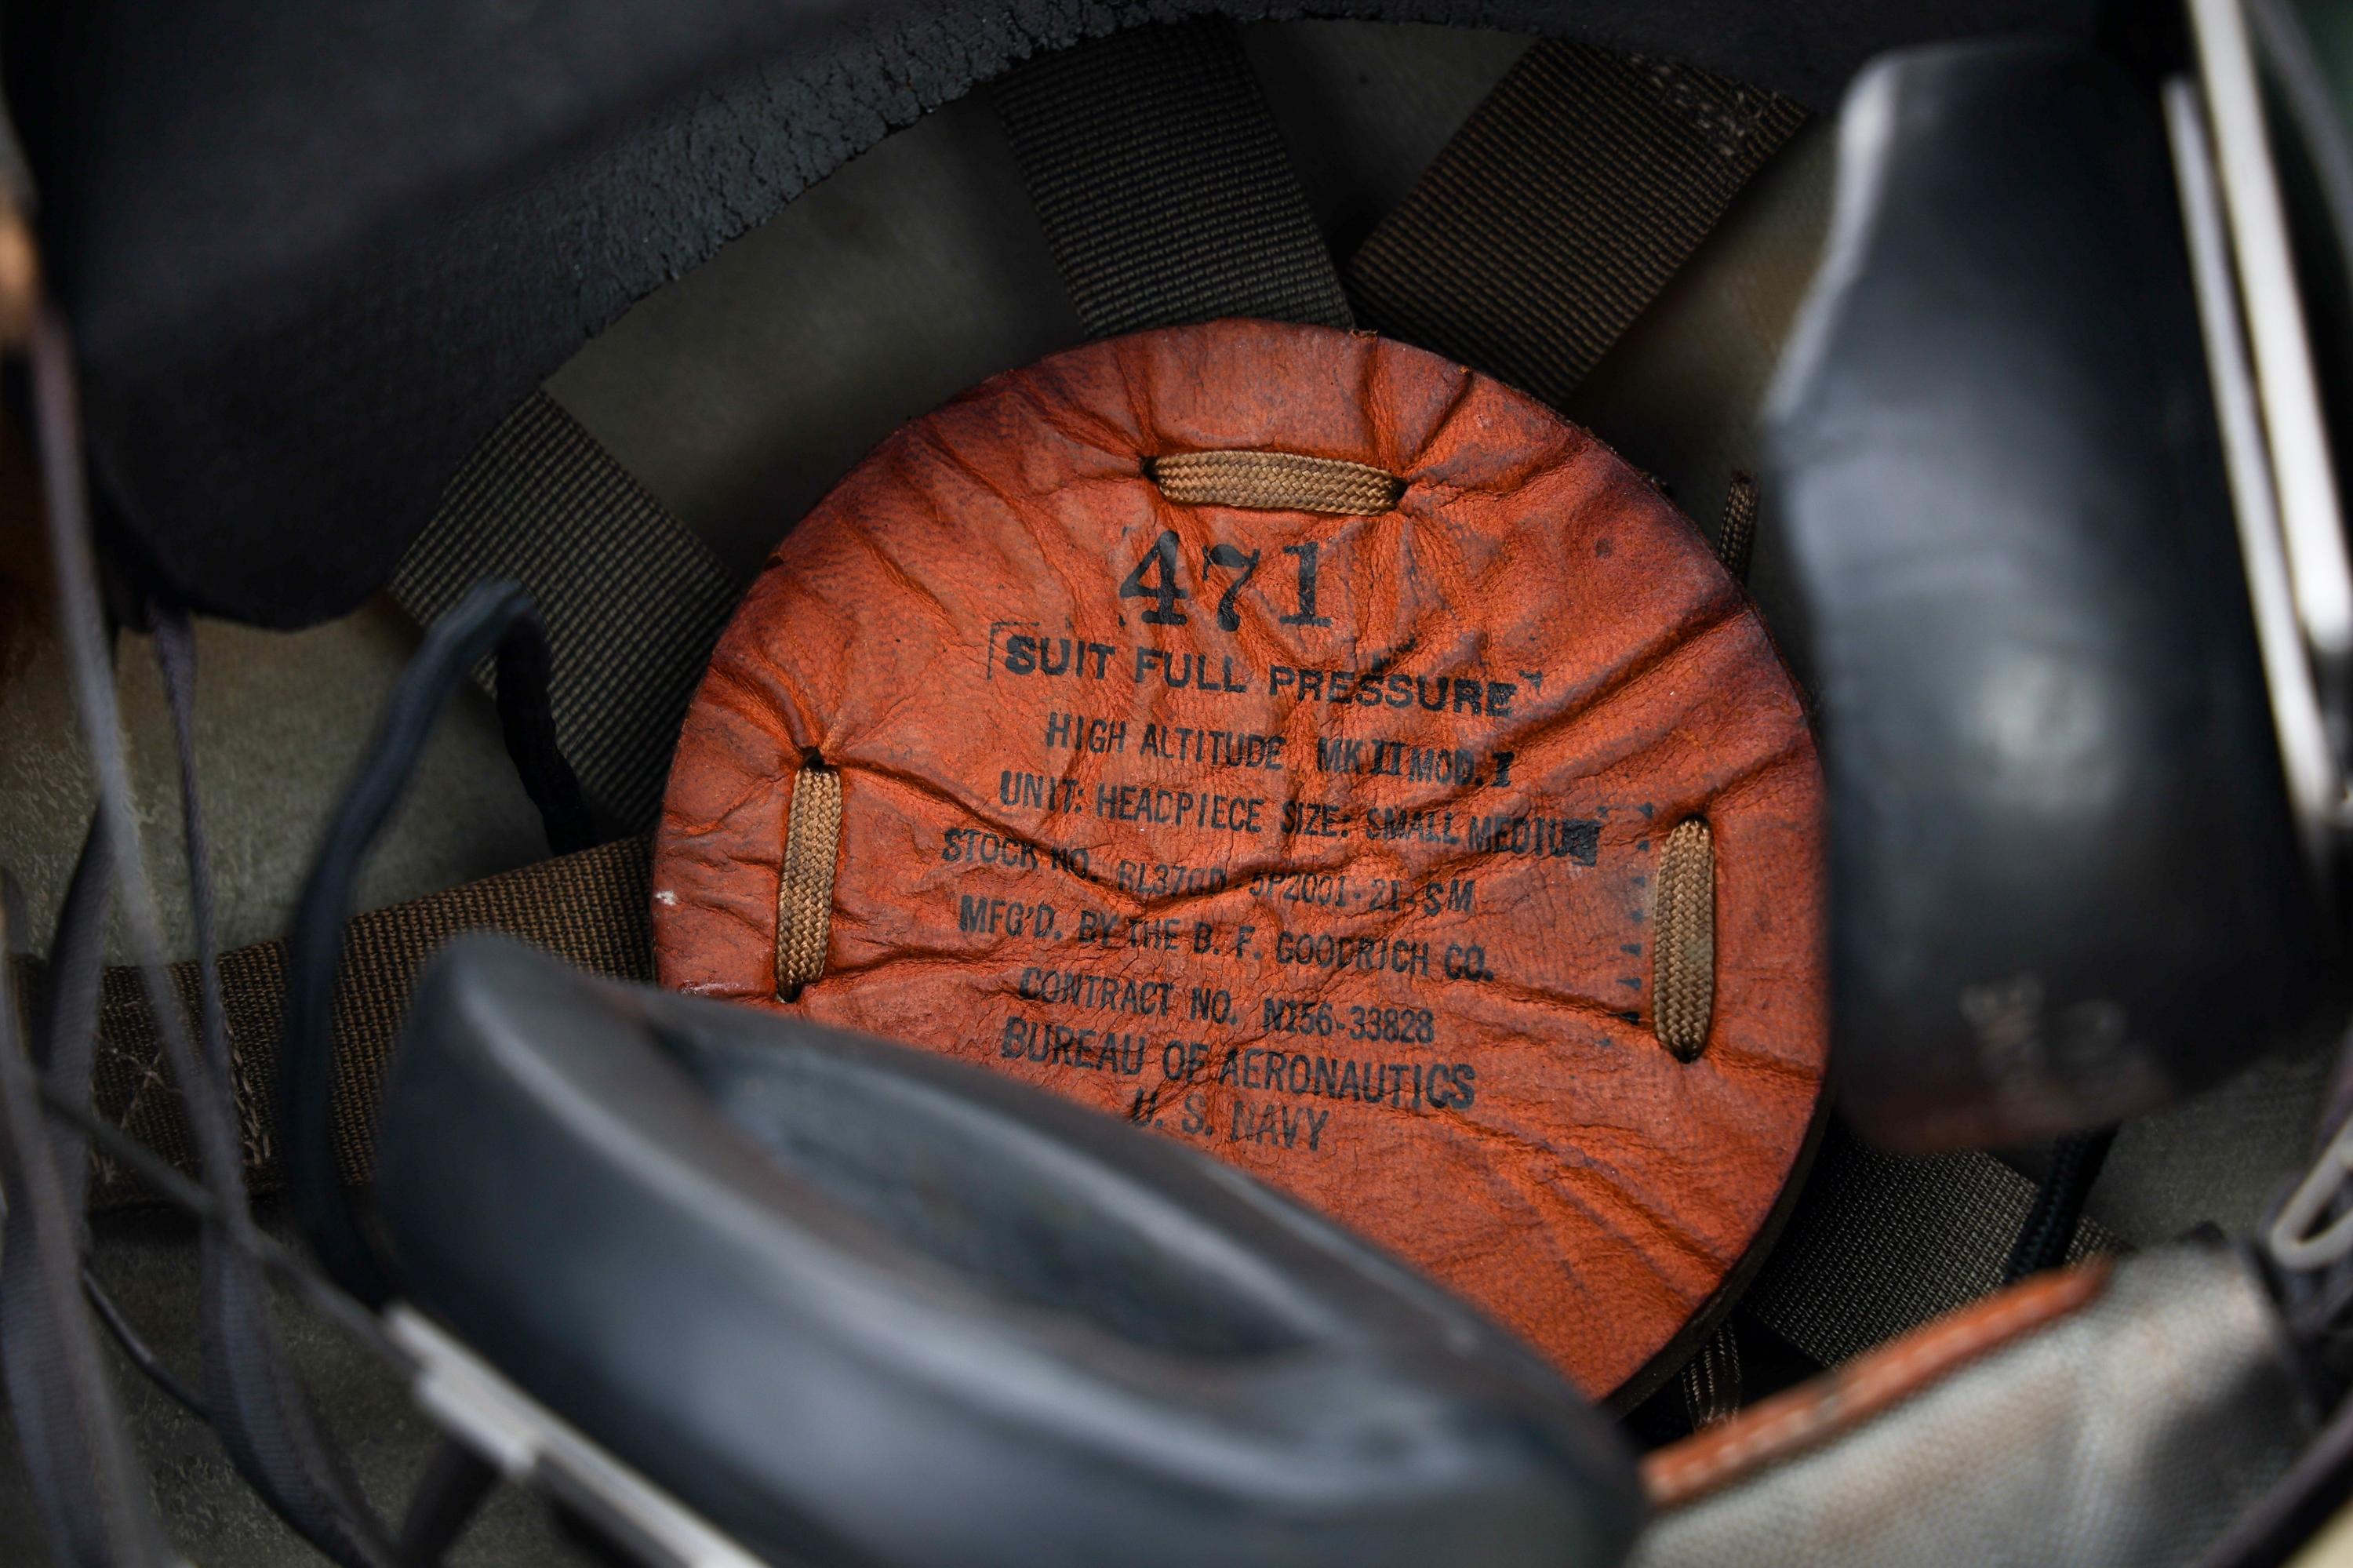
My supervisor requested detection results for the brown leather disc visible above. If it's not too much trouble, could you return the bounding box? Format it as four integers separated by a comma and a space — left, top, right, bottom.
653, 320, 1826, 1399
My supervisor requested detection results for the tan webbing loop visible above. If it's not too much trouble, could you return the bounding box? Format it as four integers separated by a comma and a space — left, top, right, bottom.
1716, 472, 1758, 582
773, 759, 842, 999
1147, 450, 1405, 515
1650, 480, 1749, 1060
1654, 818, 1715, 1060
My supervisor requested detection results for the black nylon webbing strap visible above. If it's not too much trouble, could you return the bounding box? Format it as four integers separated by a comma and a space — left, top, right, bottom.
1744, 1123, 2127, 1370
995, 19, 1353, 338
9, 837, 656, 1207
1349, 40, 1806, 408
391, 393, 743, 831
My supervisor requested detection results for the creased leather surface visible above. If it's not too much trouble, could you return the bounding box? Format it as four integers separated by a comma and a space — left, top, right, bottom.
654, 319, 1825, 1395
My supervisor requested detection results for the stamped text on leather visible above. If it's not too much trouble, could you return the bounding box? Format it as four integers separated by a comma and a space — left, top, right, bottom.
653, 321, 1827, 1397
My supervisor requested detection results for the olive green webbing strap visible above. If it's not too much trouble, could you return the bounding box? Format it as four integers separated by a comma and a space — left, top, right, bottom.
391, 394, 744, 832
12, 838, 653, 1209
1347, 39, 1808, 407
994, 17, 1354, 337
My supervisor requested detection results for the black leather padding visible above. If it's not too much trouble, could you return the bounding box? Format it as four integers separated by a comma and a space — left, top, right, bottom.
8, 0, 2096, 628
1767, 40, 2339, 1153
374, 937, 1642, 1568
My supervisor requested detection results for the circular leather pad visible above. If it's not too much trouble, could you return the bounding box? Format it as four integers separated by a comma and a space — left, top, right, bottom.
653, 321, 1825, 1398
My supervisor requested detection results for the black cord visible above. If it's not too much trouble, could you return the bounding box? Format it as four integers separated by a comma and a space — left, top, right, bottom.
28, 828, 219, 1432
3, 303, 178, 1567
282, 580, 591, 1311
0, 927, 169, 1566
35, 1083, 406, 1370
490, 604, 597, 857
79, 1269, 208, 1424
2002, 1126, 2118, 1283
31, 813, 111, 1184
153, 606, 407, 1568
399, 1439, 502, 1566
28, 298, 402, 1568
0, 811, 138, 1568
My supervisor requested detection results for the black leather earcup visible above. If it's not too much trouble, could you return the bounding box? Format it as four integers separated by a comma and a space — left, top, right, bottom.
1768, 39, 2340, 1152
373, 936, 1642, 1568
